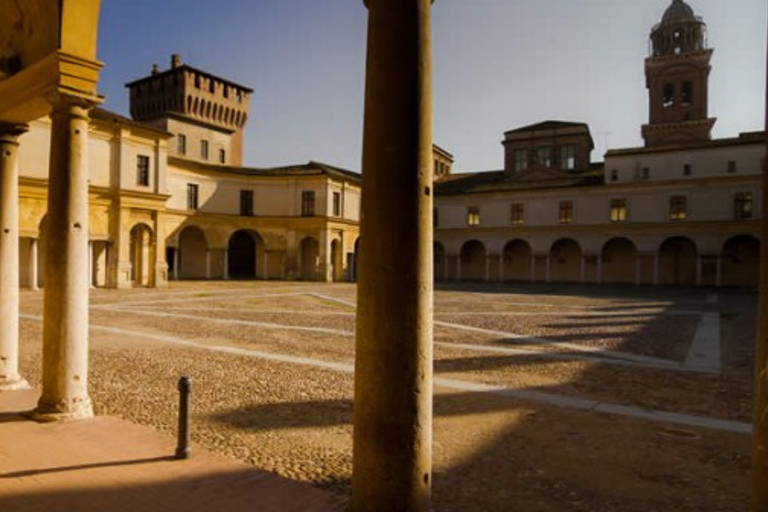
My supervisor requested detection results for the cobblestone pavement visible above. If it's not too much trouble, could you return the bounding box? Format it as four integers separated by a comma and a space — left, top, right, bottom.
18, 282, 755, 511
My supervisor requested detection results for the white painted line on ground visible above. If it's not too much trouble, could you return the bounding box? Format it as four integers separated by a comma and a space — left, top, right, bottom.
435, 341, 691, 372
684, 312, 721, 373
305, 293, 357, 308
92, 291, 314, 309
19, 314, 747, 434
434, 320, 678, 367
436, 310, 705, 317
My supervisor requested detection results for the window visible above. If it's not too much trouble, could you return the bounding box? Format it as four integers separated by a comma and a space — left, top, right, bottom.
187, 184, 199, 210
559, 200, 573, 224
683, 164, 691, 176
467, 206, 480, 227
663, 83, 675, 108
177, 134, 187, 155
240, 190, 254, 217
209, 80, 216, 93
734, 192, 754, 220
559, 145, 576, 170
610, 169, 618, 182
219, 148, 226, 164
200, 140, 209, 160
536, 146, 552, 168
610, 198, 627, 222
681, 81, 693, 105
727, 161, 737, 174
640, 167, 650, 180
136, 155, 150, 186
194, 74, 201, 88
669, 195, 687, 220
510, 203, 524, 225
301, 191, 315, 216
333, 191, 341, 217
513, 149, 528, 172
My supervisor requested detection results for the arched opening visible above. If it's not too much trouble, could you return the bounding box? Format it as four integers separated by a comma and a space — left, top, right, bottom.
502, 239, 532, 281
299, 237, 320, 281
331, 239, 343, 282
130, 223, 154, 287
228, 230, 261, 279
460, 240, 486, 281
550, 238, 582, 282
434, 242, 447, 281
178, 226, 208, 279
658, 237, 697, 285
602, 237, 637, 284
721, 235, 760, 287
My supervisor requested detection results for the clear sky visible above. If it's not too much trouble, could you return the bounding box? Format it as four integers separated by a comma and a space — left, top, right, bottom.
96, 0, 766, 173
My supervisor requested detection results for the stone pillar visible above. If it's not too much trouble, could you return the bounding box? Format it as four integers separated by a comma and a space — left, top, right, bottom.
530, 254, 536, 283
545, 255, 551, 283
635, 255, 642, 286
35, 98, 95, 421
580, 255, 587, 284
30, 238, 39, 290
442, 252, 448, 282
263, 251, 270, 280
205, 249, 211, 280
696, 256, 702, 287
498, 254, 504, 282
223, 249, 229, 280
456, 254, 461, 281
485, 254, 491, 282
88, 241, 95, 289
596, 256, 603, 285
352, 0, 434, 510
0, 124, 29, 390
173, 248, 180, 280
654, 252, 660, 286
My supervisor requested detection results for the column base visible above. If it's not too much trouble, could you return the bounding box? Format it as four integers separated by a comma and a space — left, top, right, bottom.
32, 397, 94, 422
0, 376, 30, 391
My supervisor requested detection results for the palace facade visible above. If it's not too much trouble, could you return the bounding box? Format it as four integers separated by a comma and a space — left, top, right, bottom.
433, 0, 763, 287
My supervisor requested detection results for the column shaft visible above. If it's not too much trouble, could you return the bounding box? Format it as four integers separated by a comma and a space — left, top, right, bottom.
35, 101, 93, 420
223, 249, 229, 280
352, 1, 434, 510
0, 125, 29, 390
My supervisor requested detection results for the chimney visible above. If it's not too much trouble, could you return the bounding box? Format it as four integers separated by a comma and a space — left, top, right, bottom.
171, 54, 182, 69
151, 63, 160, 75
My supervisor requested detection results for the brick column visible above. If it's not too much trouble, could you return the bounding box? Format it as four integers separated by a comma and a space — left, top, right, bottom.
0, 124, 29, 390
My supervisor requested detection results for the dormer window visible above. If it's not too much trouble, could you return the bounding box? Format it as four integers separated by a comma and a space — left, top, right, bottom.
535, 146, 552, 168
559, 145, 575, 170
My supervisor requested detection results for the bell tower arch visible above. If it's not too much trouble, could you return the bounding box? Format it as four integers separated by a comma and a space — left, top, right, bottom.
642, 0, 716, 147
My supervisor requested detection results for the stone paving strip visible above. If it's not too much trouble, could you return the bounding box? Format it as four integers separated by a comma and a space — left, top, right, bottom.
19, 314, 746, 435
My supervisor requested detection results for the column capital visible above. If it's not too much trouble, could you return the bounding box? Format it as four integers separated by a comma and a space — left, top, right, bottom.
45, 89, 101, 118
0, 123, 29, 141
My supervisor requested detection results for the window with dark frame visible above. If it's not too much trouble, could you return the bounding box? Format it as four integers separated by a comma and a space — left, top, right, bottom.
669, 195, 687, 220
513, 149, 527, 172
467, 206, 480, 227
734, 192, 754, 220
610, 198, 627, 222
641, 167, 650, 180
683, 164, 691, 176
727, 161, 737, 173
240, 190, 254, 217
219, 148, 226, 164
559, 200, 573, 224
610, 169, 618, 182
187, 183, 199, 210
663, 83, 675, 108
136, 155, 150, 186
681, 81, 693, 105
535, 146, 552, 168
333, 191, 341, 217
510, 203, 524, 225
177, 134, 187, 155
559, 145, 576, 170
301, 190, 315, 217
201, 140, 209, 160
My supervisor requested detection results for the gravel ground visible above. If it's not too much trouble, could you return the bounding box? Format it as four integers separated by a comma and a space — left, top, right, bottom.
16, 282, 755, 511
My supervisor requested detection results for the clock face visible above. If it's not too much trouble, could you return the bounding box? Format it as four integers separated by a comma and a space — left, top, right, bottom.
0, 0, 59, 80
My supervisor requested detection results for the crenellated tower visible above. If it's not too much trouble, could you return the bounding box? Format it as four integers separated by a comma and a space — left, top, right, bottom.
126, 54, 253, 166
642, 0, 716, 147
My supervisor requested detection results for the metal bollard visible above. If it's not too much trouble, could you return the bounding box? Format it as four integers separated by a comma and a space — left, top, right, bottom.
175, 376, 192, 460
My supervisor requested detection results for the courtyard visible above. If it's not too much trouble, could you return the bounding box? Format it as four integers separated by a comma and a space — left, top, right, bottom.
16, 282, 754, 511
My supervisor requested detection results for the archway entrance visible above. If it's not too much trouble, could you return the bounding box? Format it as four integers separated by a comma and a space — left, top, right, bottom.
721, 235, 760, 287
460, 240, 486, 281
550, 238, 582, 282
299, 237, 320, 281
502, 239, 532, 281
228, 230, 258, 279
658, 237, 697, 285
602, 238, 636, 284
130, 224, 153, 286
178, 226, 207, 279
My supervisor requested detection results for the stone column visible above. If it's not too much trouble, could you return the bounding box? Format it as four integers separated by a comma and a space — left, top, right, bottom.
173, 248, 180, 280
485, 254, 491, 282
635, 255, 642, 286
205, 249, 211, 280
30, 238, 39, 290
695, 256, 703, 287
654, 252, 660, 286
352, 0, 434, 510
716, 255, 722, 288
35, 98, 95, 421
456, 254, 461, 281
442, 252, 448, 282
223, 249, 229, 280
88, 241, 95, 289
498, 254, 504, 282
0, 124, 29, 390
530, 254, 536, 283
596, 256, 603, 285
580, 255, 587, 283
263, 251, 270, 280
545, 255, 551, 283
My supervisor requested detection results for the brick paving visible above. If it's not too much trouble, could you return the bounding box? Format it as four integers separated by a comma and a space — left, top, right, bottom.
0, 388, 346, 512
